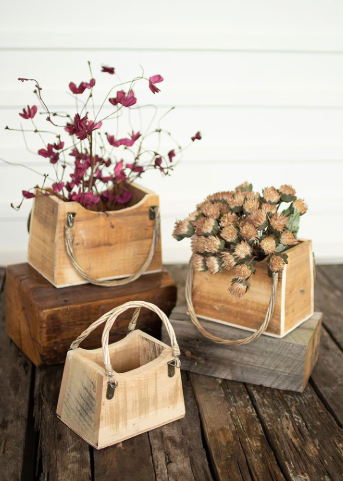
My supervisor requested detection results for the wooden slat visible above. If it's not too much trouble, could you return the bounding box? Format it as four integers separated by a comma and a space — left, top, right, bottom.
319, 265, 343, 294
0, 269, 33, 481
311, 328, 343, 427
34, 365, 92, 481
247, 383, 343, 480
189, 373, 285, 481
315, 266, 343, 350
148, 372, 213, 481
93, 433, 156, 481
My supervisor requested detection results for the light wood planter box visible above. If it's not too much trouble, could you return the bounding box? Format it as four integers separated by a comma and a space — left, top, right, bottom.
28, 183, 162, 288
192, 240, 314, 338
57, 330, 185, 449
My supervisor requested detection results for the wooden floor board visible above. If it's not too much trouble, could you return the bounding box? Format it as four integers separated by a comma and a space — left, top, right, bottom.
319, 265, 343, 294
247, 383, 343, 481
0, 270, 33, 481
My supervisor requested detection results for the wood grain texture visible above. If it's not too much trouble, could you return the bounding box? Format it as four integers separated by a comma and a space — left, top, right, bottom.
28, 182, 162, 287
247, 383, 343, 481
57, 330, 185, 449
6, 263, 177, 365
34, 365, 92, 481
0, 269, 33, 481
165, 306, 321, 392
192, 240, 314, 337
315, 266, 343, 350
189, 373, 285, 481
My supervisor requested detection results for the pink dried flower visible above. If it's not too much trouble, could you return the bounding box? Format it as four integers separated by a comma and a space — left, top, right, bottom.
22, 190, 35, 199
127, 163, 144, 173
109, 90, 137, 108
69, 82, 87, 95
114, 160, 126, 181
19, 105, 37, 119
168, 150, 176, 162
101, 65, 115, 75
76, 120, 102, 140
149, 75, 164, 94
191, 131, 202, 141
52, 182, 65, 193
71, 191, 100, 207
117, 190, 132, 204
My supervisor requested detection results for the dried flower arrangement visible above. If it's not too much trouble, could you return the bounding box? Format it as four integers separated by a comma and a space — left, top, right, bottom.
5, 63, 201, 211
173, 182, 308, 298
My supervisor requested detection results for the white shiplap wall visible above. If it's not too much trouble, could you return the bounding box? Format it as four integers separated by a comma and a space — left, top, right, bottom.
1, 0, 343, 265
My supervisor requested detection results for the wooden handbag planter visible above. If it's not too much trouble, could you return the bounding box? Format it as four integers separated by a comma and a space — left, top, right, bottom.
28, 182, 162, 288
189, 240, 314, 339
57, 301, 185, 449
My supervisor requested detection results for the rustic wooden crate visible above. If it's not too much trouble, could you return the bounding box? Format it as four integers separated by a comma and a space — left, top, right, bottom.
192, 239, 314, 337
6, 263, 176, 366
163, 306, 322, 392
27, 182, 162, 288
57, 303, 185, 450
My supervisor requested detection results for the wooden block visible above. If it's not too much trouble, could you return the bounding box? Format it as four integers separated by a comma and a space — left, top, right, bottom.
27, 182, 162, 287
57, 330, 185, 449
6, 263, 177, 366
192, 239, 314, 337
163, 306, 322, 392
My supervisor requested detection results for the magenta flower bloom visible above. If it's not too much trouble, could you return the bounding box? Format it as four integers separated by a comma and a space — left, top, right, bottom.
114, 160, 127, 181
53, 141, 65, 150
191, 131, 202, 141
168, 149, 176, 162
149, 75, 164, 94
22, 190, 35, 199
101, 189, 116, 204
101, 65, 115, 75
85, 78, 96, 88
117, 189, 132, 204
69, 82, 87, 95
52, 182, 65, 193
107, 134, 122, 148
38, 144, 55, 158
120, 131, 141, 147
19, 105, 37, 120
76, 120, 102, 140
109, 90, 137, 108
71, 191, 100, 207
127, 163, 144, 173
155, 157, 162, 167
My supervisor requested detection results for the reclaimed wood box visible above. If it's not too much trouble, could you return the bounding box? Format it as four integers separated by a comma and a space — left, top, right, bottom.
192, 240, 314, 338
57, 302, 185, 449
164, 306, 322, 392
27, 182, 162, 288
6, 263, 177, 366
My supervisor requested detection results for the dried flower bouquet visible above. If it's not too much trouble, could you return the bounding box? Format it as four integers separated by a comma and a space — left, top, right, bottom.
173, 182, 308, 298
5, 62, 201, 212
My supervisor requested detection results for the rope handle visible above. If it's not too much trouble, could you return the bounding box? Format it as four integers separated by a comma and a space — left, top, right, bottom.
64, 207, 160, 287
69, 301, 181, 388
186, 263, 279, 345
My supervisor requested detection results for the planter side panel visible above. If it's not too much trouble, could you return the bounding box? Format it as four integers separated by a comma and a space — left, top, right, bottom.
56, 192, 162, 287
27, 191, 59, 284
192, 262, 283, 336
284, 240, 314, 333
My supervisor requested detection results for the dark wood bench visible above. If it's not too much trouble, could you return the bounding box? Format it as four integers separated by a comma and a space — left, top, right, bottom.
1, 265, 343, 481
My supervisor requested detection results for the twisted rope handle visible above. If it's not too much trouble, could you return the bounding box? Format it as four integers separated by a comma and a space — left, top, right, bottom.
186, 263, 279, 345
64, 208, 160, 287
69, 301, 181, 387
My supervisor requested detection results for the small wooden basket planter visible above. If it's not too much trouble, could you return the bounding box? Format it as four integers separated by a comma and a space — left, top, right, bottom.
57, 301, 185, 449
28, 183, 162, 288
189, 239, 314, 339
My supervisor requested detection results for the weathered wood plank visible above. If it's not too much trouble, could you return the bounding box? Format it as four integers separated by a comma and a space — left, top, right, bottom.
247, 383, 343, 481
164, 264, 188, 306
315, 267, 343, 350
148, 372, 213, 481
190, 373, 285, 481
34, 365, 92, 481
166, 306, 321, 392
0, 269, 33, 481
93, 433, 156, 481
319, 265, 343, 294
311, 328, 343, 427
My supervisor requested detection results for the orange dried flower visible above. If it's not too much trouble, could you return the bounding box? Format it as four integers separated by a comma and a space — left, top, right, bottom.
234, 264, 251, 280
240, 222, 258, 240
206, 191, 234, 203
188, 210, 200, 222
280, 230, 298, 246
270, 213, 288, 232
221, 252, 237, 270
243, 198, 259, 213
263, 186, 281, 204
228, 282, 247, 298
279, 184, 296, 197
193, 217, 218, 236
221, 225, 238, 243
235, 181, 251, 192
245, 191, 260, 201
191, 254, 207, 272
234, 241, 252, 259
206, 256, 222, 274
261, 202, 278, 215
247, 209, 266, 228
205, 236, 224, 253
173, 219, 194, 239
293, 199, 308, 214
220, 212, 238, 227
228, 192, 245, 210
269, 255, 286, 272
199, 201, 221, 219
260, 236, 276, 255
